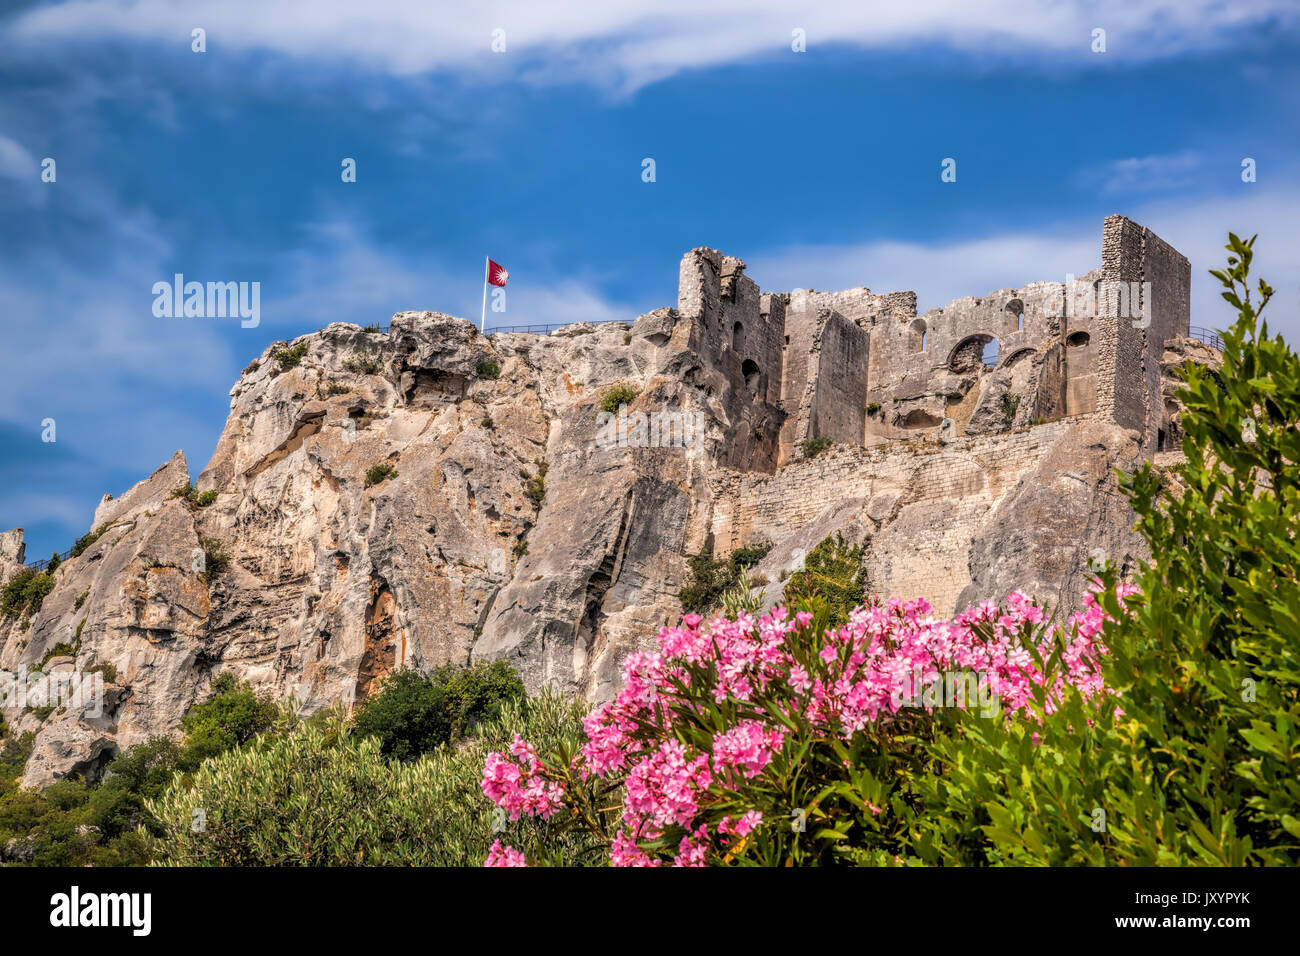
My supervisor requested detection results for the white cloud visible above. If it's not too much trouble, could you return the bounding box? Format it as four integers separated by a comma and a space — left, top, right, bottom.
747, 187, 1300, 339
0, 191, 237, 479
7, 1, 1299, 92
262, 215, 640, 331
750, 232, 1097, 314
1076, 151, 1203, 195
0, 135, 37, 181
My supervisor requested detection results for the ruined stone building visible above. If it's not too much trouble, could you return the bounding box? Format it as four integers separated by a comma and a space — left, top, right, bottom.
689, 213, 1190, 468
0, 214, 1212, 787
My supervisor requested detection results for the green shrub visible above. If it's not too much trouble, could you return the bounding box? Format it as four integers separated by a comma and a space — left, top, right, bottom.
343, 352, 382, 375
433, 660, 527, 741
148, 691, 586, 867
1001, 392, 1021, 424
521, 461, 547, 508
475, 359, 501, 380
179, 674, 280, 770
0, 733, 33, 797
198, 536, 228, 581
513, 539, 529, 557
37, 642, 77, 669
729, 541, 773, 572
365, 462, 398, 487
901, 233, 1300, 866
1, 568, 55, 619
272, 342, 308, 371
361, 324, 383, 334
171, 484, 217, 508
350, 670, 453, 762
801, 435, 833, 458
866, 402, 881, 417
88, 660, 118, 684
678, 541, 772, 615
71, 523, 111, 558
599, 382, 640, 414
46, 552, 61, 573
73, 589, 89, 611
352, 662, 526, 760
0, 735, 184, 867
0, 677, 285, 867
782, 533, 866, 628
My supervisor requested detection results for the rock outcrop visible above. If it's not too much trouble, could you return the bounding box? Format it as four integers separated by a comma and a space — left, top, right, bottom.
0, 223, 1211, 787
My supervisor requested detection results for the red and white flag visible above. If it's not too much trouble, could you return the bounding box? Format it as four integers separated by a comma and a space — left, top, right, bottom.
487, 259, 509, 287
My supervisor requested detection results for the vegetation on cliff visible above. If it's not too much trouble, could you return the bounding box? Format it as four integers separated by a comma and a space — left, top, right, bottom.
2, 237, 1294, 868
476, 236, 1300, 866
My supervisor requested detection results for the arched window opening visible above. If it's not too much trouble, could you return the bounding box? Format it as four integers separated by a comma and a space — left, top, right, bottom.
1005, 298, 1025, 333
1003, 347, 1034, 369
949, 334, 999, 374
910, 319, 928, 353
732, 321, 744, 351
1067, 331, 1091, 348
741, 359, 761, 397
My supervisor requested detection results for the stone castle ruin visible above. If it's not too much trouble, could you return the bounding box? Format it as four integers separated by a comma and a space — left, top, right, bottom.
685, 213, 1190, 470
0, 214, 1213, 788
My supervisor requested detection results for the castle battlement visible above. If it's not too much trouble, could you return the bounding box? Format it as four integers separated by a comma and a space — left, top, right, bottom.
667, 215, 1190, 467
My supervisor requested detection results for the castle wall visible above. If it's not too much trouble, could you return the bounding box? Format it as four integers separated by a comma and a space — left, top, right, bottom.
677, 249, 787, 470
1098, 214, 1191, 449
777, 302, 869, 462
809, 312, 868, 448
679, 216, 1188, 465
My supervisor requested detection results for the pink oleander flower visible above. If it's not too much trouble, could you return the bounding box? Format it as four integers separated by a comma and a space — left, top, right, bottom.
719, 810, 763, 838
482, 734, 566, 820
624, 739, 713, 829
712, 720, 784, 779
482, 580, 1128, 867
484, 840, 527, 867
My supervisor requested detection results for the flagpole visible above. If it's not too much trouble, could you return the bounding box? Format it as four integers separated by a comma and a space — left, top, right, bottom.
480, 256, 489, 333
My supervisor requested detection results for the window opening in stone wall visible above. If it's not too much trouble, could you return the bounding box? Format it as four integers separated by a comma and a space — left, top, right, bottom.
911, 319, 927, 353
1005, 298, 1024, 332
949, 334, 998, 373
742, 359, 760, 397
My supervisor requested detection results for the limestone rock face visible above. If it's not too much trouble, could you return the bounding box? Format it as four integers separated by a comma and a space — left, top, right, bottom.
0, 236, 1205, 786
955, 421, 1147, 618
0, 529, 25, 583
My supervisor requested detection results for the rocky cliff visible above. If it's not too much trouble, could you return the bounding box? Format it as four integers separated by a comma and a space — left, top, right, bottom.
0, 244, 1208, 788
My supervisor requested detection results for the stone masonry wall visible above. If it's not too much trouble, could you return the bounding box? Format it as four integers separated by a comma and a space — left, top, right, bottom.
709, 419, 1091, 615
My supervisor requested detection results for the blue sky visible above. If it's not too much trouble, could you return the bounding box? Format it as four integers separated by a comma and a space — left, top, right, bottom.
2, 0, 1299, 562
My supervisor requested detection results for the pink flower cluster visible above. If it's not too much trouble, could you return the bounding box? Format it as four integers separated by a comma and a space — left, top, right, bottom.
482, 586, 1129, 866
480, 734, 566, 821
484, 839, 527, 867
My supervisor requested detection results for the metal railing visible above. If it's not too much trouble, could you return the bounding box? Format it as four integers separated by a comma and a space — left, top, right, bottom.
369, 319, 628, 336
1188, 326, 1225, 351
27, 548, 73, 572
